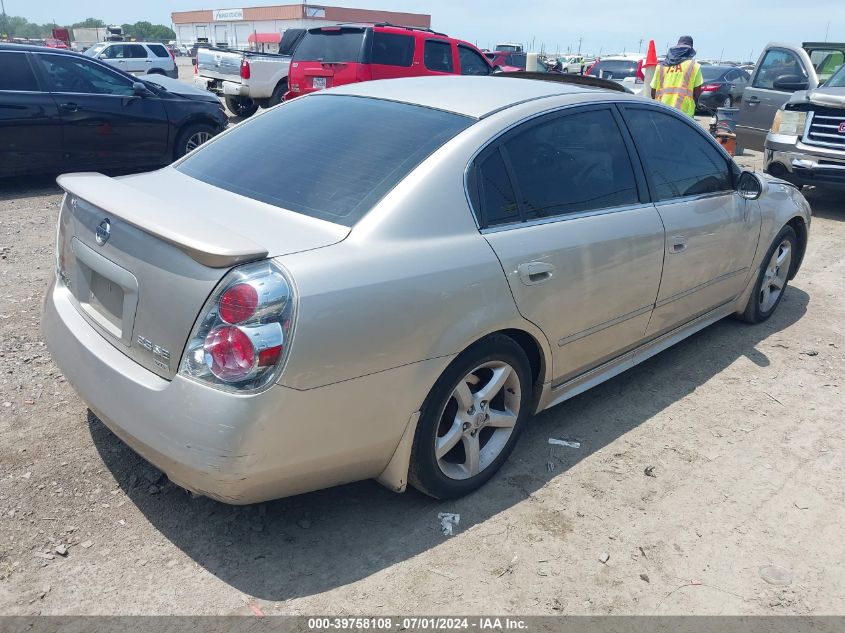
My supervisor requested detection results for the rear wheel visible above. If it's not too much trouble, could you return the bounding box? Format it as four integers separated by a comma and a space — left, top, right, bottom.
225, 96, 258, 118
738, 225, 797, 324
409, 334, 532, 499
267, 79, 287, 107
174, 122, 216, 159
721, 95, 733, 109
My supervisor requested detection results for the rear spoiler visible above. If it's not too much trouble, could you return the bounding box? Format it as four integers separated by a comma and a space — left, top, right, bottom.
56, 173, 268, 268
494, 71, 633, 93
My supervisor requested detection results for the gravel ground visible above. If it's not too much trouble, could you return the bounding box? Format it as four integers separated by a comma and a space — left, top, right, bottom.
1, 145, 843, 615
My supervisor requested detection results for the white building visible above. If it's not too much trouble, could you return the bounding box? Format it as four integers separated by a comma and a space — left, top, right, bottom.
171, 3, 431, 49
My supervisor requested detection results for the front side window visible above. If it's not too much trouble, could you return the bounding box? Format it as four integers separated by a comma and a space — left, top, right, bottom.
35, 54, 135, 96
177, 95, 473, 226
371, 32, 414, 67
624, 107, 732, 201
753, 49, 807, 89
424, 40, 453, 73
501, 108, 639, 220
0, 52, 39, 91
458, 45, 491, 76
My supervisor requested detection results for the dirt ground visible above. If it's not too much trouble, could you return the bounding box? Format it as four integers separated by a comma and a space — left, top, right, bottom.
1, 143, 844, 616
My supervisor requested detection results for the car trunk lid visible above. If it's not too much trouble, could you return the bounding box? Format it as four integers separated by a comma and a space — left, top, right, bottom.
55, 170, 348, 380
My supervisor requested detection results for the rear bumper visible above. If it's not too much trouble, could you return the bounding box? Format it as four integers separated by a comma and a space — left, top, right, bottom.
194, 77, 249, 97
43, 277, 437, 504
165, 67, 179, 79
765, 133, 845, 189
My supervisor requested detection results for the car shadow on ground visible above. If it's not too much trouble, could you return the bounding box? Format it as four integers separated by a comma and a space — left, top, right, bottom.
802, 187, 844, 222
90, 286, 809, 602
0, 176, 62, 201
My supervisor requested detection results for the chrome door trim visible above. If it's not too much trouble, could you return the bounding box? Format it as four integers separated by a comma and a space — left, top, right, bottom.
653, 267, 747, 309
653, 190, 736, 207
542, 300, 736, 405
557, 304, 653, 347
480, 201, 656, 234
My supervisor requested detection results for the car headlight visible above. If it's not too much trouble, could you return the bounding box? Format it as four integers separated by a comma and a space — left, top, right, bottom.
771, 109, 807, 136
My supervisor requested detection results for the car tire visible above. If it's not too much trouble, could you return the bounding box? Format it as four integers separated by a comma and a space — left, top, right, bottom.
722, 95, 733, 109
224, 96, 258, 118
408, 334, 533, 499
174, 122, 217, 159
267, 79, 287, 107
738, 225, 797, 324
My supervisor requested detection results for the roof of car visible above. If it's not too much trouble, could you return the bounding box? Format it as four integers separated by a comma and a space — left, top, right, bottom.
319, 75, 624, 119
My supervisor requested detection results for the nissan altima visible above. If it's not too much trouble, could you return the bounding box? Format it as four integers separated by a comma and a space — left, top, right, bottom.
43, 75, 811, 504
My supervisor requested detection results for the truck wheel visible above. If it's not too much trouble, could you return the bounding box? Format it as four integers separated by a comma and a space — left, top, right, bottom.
174, 122, 216, 159
225, 96, 258, 118
268, 80, 288, 107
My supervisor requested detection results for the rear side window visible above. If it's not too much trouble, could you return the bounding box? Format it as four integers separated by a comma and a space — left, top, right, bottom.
424, 40, 453, 73
372, 32, 414, 67
588, 60, 638, 79
127, 44, 148, 58
459, 45, 491, 76
624, 107, 732, 200
293, 28, 366, 63
477, 150, 519, 226
501, 108, 639, 220
0, 52, 39, 91
148, 44, 170, 58
177, 96, 473, 226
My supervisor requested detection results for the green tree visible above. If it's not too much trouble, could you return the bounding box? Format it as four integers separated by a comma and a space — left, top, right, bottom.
70, 18, 106, 29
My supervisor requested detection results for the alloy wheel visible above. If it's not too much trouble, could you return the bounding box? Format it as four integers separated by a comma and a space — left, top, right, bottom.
435, 361, 521, 480
185, 132, 213, 153
759, 239, 791, 312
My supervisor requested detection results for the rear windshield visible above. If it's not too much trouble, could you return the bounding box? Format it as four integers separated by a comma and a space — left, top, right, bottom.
701, 66, 728, 81
176, 95, 473, 226
808, 47, 845, 84
293, 28, 366, 63
588, 60, 638, 79
827, 63, 845, 87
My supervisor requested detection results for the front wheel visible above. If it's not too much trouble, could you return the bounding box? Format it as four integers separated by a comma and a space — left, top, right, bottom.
224, 96, 258, 118
408, 334, 533, 499
174, 122, 216, 159
738, 225, 797, 324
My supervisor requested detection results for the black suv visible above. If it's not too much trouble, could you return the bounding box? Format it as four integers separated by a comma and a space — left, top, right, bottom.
0, 44, 228, 178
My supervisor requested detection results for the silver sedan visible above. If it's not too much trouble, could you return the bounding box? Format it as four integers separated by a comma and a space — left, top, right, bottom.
43, 76, 811, 504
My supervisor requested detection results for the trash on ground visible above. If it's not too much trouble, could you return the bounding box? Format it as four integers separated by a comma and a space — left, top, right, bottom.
644, 466, 656, 478
639, 573, 650, 583
599, 552, 610, 564
438, 512, 460, 536
549, 438, 581, 448
759, 564, 793, 586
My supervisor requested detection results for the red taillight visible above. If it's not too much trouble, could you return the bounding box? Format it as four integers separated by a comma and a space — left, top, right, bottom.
219, 283, 258, 324
636, 60, 645, 82
169, 48, 175, 61
240, 59, 251, 79
701, 83, 721, 92
193, 57, 198, 75
204, 326, 255, 381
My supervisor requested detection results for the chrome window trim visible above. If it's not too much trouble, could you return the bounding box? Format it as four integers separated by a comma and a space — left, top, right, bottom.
479, 201, 655, 234
653, 189, 737, 206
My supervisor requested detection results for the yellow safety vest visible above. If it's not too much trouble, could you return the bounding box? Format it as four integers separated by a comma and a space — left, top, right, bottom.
653, 60, 700, 116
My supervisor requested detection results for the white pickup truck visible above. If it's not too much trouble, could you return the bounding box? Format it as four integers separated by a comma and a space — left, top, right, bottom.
194, 29, 304, 117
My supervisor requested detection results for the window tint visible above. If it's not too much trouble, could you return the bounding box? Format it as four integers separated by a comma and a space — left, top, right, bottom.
34, 54, 135, 96
371, 32, 414, 67
293, 28, 365, 63
148, 44, 170, 58
502, 108, 639, 220
177, 95, 472, 226
0, 52, 39, 91
477, 150, 519, 226
624, 108, 732, 200
588, 59, 638, 79
424, 40, 453, 72
753, 49, 806, 89
127, 44, 148, 58
458, 45, 491, 75
809, 48, 845, 83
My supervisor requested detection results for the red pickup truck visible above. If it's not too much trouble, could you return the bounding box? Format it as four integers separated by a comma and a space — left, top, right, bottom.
285, 23, 494, 99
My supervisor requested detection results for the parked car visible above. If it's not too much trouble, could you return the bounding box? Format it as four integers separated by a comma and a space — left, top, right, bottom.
485, 50, 526, 72
195, 28, 305, 117
765, 61, 845, 189
586, 54, 646, 93
695, 65, 751, 113
285, 24, 494, 100
0, 44, 227, 178
736, 41, 845, 151
43, 74, 811, 504
83, 41, 178, 79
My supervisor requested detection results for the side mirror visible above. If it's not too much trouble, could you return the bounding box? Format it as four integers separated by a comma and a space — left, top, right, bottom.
132, 81, 153, 97
773, 74, 809, 91
738, 171, 763, 200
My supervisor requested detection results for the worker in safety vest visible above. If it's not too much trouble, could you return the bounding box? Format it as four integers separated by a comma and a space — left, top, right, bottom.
650, 35, 704, 117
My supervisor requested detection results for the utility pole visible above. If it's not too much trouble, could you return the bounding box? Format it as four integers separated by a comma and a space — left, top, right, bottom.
577, 37, 582, 53
0, 0, 8, 38
825, 21, 830, 42
638, 38, 643, 53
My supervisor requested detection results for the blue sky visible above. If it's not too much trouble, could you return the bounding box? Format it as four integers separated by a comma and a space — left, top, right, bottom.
12, 0, 845, 61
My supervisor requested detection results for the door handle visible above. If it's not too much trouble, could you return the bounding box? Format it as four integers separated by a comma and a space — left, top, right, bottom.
669, 235, 688, 254
59, 102, 79, 112
517, 261, 555, 285
747, 96, 760, 105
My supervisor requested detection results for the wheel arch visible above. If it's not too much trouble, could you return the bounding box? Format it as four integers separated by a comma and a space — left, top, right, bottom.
786, 215, 808, 280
